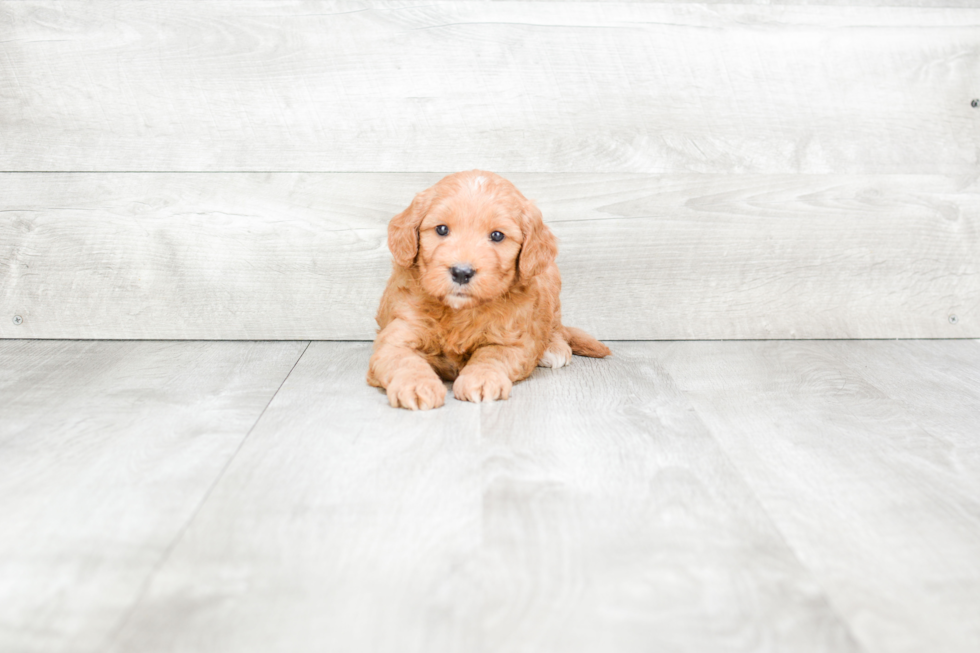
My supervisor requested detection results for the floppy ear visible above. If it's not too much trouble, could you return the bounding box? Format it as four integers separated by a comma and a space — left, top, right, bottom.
517, 199, 558, 279
387, 189, 433, 268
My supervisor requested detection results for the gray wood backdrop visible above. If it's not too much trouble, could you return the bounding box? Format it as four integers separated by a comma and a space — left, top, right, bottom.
1, 1, 977, 339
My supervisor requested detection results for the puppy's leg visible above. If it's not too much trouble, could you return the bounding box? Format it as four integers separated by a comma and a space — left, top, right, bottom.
538, 331, 572, 369
368, 320, 446, 410
453, 344, 535, 403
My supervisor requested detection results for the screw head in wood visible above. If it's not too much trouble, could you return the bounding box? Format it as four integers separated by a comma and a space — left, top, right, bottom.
12, 315, 23, 325
973, 99, 979, 108
949, 314, 959, 324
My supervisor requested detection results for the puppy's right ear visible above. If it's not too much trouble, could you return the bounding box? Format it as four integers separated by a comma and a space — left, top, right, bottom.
388, 189, 433, 268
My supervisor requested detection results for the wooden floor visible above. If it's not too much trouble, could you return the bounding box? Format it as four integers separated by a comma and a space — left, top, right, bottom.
1, 340, 978, 653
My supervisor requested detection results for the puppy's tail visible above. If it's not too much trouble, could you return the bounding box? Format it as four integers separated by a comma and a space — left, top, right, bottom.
563, 326, 611, 358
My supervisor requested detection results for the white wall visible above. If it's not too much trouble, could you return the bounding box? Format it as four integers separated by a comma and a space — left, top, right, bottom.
1, 1, 977, 338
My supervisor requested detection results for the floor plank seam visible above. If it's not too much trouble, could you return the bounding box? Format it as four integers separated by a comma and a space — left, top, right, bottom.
670, 382, 871, 652
97, 340, 313, 651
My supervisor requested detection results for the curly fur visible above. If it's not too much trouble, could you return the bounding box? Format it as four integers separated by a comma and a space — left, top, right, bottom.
367, 170, 610, 410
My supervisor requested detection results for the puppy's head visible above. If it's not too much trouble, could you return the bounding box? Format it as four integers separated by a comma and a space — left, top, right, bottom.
388, 170, 557, 309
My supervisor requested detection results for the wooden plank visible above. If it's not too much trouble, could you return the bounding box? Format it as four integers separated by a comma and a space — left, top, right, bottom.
821, 339, 980, 483
2, 0, 976, 5
108, 342, 859, 653
1, 2, 977, 173
1, 172, 976, 340
0, 339, 308, 653
513, 0, 980, 6
107, 342, 484, 653
477, 346, 860, 652
656, 340, 980, 653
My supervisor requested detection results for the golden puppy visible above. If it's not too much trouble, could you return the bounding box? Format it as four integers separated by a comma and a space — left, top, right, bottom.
367, 170, 610, 410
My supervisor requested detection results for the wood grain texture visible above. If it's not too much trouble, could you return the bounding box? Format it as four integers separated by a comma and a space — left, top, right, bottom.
0, 340, 308, 653
515, 0, 980, 5
1, 1, 977, 173
656, 339, 980, 653
108, 341, 859, 653
478, 346, 859, 652
836, 340, 980, 463
4, 340, 980, 652
1, 172, 975, 340
108, 342, 485, 653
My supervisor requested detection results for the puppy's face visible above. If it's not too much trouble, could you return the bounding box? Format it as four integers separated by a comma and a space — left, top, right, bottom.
416, 183, 523, 309
388, 171, 557, 310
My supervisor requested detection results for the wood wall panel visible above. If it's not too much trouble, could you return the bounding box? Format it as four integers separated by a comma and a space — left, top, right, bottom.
2, 1, 976, 339
0, 1, 977, 173
1, 172, 975, 339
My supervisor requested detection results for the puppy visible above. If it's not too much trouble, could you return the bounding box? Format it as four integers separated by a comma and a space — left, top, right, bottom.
367, 170, 610, 410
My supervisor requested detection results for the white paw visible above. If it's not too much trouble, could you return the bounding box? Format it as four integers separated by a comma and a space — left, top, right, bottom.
538, 347, 571, 369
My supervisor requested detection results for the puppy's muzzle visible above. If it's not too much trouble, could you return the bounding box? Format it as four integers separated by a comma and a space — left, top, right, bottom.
450, 264, 476, 285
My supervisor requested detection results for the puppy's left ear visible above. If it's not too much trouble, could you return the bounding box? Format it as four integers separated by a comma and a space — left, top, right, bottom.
517, 199, 558, 279
388, 188, 434, 268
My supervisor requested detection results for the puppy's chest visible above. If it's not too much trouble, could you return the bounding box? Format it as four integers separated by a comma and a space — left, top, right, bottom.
415, 294, 538, 359
437, 322, 490, 359
430, 313, 525, 360
418, 325, 483, 379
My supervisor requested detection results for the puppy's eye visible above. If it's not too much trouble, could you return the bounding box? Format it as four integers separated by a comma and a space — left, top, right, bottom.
435, 224, 449, 236
490, 231, 505, 242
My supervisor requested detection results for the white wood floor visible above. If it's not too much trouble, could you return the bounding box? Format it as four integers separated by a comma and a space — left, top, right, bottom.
1, 339, 978, 653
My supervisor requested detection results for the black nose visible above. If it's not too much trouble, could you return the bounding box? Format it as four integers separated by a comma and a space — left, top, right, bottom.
450, 265, 475, 285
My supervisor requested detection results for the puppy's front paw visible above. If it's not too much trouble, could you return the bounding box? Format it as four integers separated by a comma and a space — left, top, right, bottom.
453, 368, 513, 403
386, 373, 447, 410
